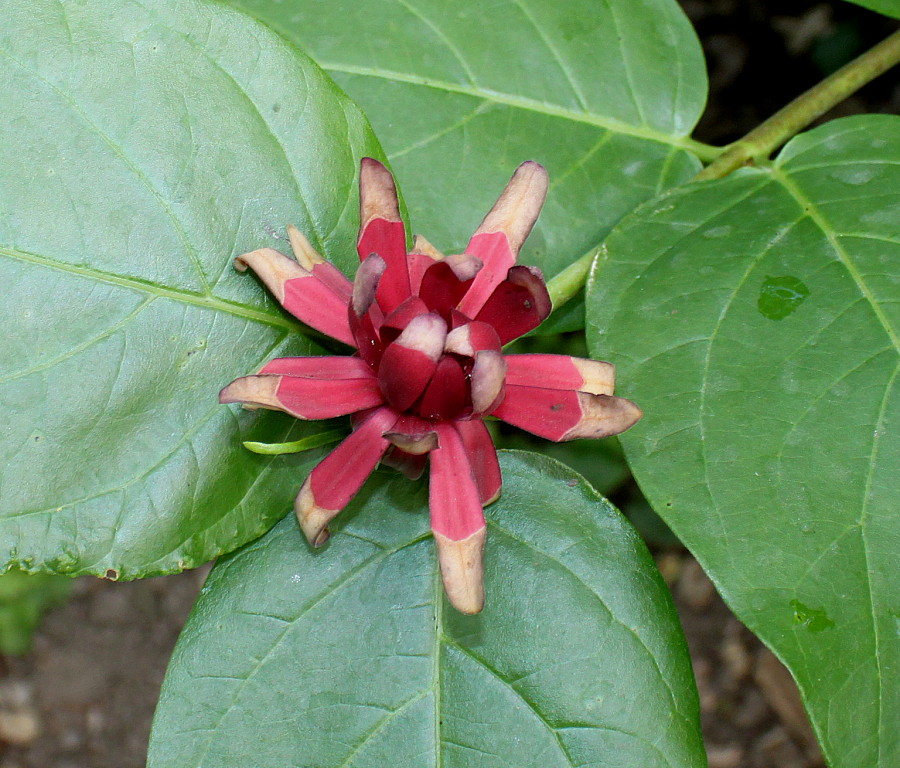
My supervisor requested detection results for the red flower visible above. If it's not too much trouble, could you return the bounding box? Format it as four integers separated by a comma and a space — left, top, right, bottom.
220, 159, 641, 613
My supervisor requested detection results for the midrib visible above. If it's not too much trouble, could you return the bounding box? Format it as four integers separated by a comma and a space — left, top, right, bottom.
0, 245, 301, 332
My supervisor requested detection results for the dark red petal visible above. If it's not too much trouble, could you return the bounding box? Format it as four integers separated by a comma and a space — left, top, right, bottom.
351, 253, 387, 319
384, 413, 438, 455
381, 447, 428, 480
287, 224, 353, 301
474, 266, 551, 345
219, 374, 383, 419
257, 356, 374, 379
449, 309, 472, 330
295, 407, 398, 546
235, 249, 354, 346
444, 321, 502, 357
380, 296, 429, 346
358, 158, 409, 313
457, 161, 548, 316
418, 261, 475, 320
377, 313, 447, 410
349, 310, 383, 368
429, 423, 486, 614
349, 253, 387, 365
503, 353, 614, 395
491, 385, 642, 441
454, 419, 501, 505
470, 350, 506, 414
408, 235, 445, 293
415, 356, 468, 421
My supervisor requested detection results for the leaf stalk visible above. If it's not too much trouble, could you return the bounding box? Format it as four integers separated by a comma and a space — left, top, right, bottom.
697, 28, 900, 181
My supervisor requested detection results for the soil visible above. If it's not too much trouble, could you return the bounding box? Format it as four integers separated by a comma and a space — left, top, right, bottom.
1, 1, 896, 766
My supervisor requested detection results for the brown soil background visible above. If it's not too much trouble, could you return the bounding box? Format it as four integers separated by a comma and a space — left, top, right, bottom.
1, 2, 897, 766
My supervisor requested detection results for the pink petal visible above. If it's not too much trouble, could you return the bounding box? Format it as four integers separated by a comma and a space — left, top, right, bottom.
474, 265, 551, 344
286, 224, 352, 301
377, 313, 447, 410
470, 350, 506, 414
430, 423, 487, 614
454, 419, 501, 505
415, 356, 468, 421
358, 158, 410, 313
491, 385, 642, 441
457, 161, 548, 317
295, 407, 399, 546
429, 424, 486, 541
219, 374, 383, 420
235, 249, 354, 346
257, 356, 374, 379
503, 354, 615, 395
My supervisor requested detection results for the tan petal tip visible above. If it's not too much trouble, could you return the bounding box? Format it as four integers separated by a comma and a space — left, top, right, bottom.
475, 161, 549, 252
360, 157, 401, 224
286, 224, 324, 269
232, 248, 307, 302
384, 430, 439, 455
562, 393, 643, 440
434, 528, 486, 615
294, 482, 335, 548
219, 376, 281, 409
572, 358, 615, 395
412, 234, 445, 262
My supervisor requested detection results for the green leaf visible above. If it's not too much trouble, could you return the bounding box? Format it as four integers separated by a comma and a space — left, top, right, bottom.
842, 0, 900, 19
586, 115, 900, 768
0, 0, 383, 577
223, 0, 710, 288
0, 568, 71, 655
148, 451, 704, 768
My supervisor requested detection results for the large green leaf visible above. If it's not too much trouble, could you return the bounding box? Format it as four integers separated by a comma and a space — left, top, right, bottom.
224, 0, 710, 286
148, 451, 704, 768
0, 0, 383, 577
842, 0, 900, 18
586, 115, 900, 768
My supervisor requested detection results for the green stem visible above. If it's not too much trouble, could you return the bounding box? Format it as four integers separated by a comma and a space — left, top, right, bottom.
546, 246, 599, 310
546, 28, 900, 308
243, 429, 344, 455
697, 28, 900, 181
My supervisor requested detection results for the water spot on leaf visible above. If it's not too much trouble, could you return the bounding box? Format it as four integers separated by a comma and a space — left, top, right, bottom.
830, 166, 876, 186
757, 276, 810, 320
702, 225, 733, 239
790, 599, 834, 632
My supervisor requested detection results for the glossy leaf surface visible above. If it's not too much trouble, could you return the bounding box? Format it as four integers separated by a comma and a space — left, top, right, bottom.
0, 0, 382, 577
148, 451, 705, 768
842, 0, 900, 18
225, 0, 709, 284
587, 115, 900, 768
